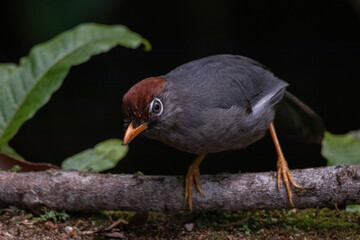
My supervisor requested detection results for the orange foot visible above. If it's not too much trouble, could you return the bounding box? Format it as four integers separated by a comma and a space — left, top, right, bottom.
184, 153, 206, 211
277, 156, 303, 207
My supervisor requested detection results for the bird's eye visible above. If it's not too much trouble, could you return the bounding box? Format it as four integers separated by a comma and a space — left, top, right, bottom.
149, 98, 163, 116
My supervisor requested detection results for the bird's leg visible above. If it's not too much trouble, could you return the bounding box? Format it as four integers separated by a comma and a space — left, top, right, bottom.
269, 123, 303, 207
185, 153, 207, 211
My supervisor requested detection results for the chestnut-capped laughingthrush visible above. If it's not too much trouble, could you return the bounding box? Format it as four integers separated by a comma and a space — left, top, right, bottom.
122, 54, 324, 211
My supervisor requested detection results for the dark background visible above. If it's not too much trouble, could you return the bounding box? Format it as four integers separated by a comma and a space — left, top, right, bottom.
1, 0, 359, 175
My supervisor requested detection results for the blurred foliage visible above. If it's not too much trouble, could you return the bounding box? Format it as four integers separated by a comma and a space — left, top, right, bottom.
0, 143, 24, 160
61, 139, 128, 171
346, 204, 360, 213
39, 207, 69, 223
0, 23, 149, 169
322, 130, 360, 166
8, 165, 21, 172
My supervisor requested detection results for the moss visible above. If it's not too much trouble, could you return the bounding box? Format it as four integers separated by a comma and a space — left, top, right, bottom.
180, 208, 360, 239
2, 207, 360, 239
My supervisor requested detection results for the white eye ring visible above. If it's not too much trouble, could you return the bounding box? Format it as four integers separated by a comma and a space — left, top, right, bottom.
149, 98, 163, 116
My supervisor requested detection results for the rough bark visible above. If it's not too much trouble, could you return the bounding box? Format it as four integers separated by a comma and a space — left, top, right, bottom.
0, 165, 360, 212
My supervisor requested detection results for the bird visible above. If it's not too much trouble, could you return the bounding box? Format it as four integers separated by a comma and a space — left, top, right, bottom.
122, 54, 324, 211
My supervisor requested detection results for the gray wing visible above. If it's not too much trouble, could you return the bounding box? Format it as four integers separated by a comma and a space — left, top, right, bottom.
164, 54, 288, 112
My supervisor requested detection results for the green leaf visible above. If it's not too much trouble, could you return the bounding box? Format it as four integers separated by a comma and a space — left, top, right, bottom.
346, 204, 360, 213
322, 131, 360, 166
0, 143, 24, 160
61, 139, 128, 171
9, 165, 22, 172
0, 63, 17, 87
0, 23, 150, 147
39, 207, 69, 223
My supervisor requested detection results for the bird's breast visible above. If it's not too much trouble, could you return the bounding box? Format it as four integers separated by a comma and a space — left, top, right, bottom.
145, 105, 275, 154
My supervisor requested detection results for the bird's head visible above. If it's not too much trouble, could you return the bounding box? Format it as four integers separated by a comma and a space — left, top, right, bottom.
122, 77, 166, 145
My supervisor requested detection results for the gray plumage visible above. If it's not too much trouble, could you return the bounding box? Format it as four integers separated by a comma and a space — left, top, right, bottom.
144, 54, 308, 154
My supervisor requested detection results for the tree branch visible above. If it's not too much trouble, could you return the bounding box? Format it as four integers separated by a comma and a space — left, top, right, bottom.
0, 165, 359, 212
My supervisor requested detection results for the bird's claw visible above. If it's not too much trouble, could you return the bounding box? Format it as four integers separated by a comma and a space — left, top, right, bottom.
277, 156, 303, 207
185, 165, 204, 211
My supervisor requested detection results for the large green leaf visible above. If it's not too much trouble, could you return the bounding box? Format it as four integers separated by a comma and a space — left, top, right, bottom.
322, 131, 360, 166
61, 139, 128, 171
0, 64, 17, 87
0, 23, 150, 148
0, 143, 24, 160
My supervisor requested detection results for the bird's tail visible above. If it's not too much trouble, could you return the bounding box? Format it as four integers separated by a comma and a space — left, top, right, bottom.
275, 91, 325, 144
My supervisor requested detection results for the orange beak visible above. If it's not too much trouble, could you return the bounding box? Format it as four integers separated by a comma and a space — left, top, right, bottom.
123, 122, 148, 145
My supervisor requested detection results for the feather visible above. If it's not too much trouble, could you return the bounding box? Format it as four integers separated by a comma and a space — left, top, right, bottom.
275, 91, 325, 143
